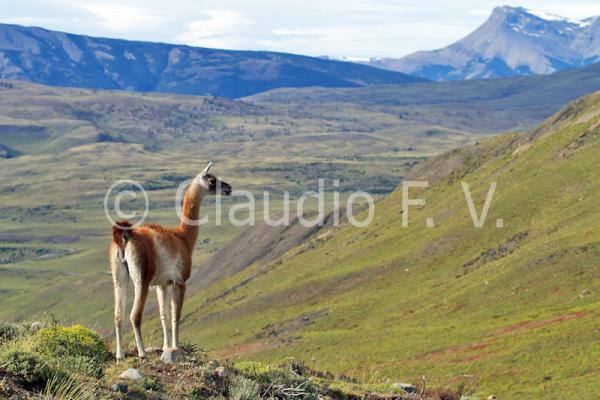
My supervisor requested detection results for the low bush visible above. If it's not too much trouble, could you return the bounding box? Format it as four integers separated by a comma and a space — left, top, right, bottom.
0, 323, 108, 397
236, 359, 320, 399
61, 355, 104, 379
0, 344, 57, 384
235, 361, 272, 375
141, 376, 163, 392
0, 321, 22, 344
31, 325, 109, 362
229, 375, 260, 400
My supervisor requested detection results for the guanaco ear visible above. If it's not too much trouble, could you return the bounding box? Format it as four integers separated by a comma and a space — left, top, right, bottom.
201, 162, 213, 177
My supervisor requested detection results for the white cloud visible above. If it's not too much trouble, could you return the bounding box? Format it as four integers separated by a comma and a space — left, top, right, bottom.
175, 10, 258, 47
271, 28, 321, 38
79, 3, 167, 33
2, 0, 600, 58
265, 22, 472, 57
2, 16, 58, 26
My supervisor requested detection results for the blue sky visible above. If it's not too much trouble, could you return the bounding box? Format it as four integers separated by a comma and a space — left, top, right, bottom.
2, 0, 600, 58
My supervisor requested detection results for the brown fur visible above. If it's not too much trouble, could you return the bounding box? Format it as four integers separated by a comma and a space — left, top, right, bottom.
112, 220, 134, 250
110, 190, 199, 285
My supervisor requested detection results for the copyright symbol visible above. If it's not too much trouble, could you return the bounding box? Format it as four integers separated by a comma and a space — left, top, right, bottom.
103, 179, 149, 229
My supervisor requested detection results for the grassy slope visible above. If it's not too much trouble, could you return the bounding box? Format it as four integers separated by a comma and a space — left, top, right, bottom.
168, 93, 600, 399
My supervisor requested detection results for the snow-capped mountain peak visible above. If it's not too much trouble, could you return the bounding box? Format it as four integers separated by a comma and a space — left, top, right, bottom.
365, 5, 600, 81
521, 7, 575, 23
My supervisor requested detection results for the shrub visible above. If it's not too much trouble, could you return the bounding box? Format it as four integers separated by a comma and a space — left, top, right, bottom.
0, 321, 22, 344
235, 361, 271, 376
236, 361, 320, 399
61, 355, 104, 379
189, 387, 212, 399
197, 365, 228, 397
0, 345, 56, 384
278, 358, 310, 376
229, 375, 260, 400
141, 377, 163, 391
0, 324, 109, 387
32, 325, 109, 362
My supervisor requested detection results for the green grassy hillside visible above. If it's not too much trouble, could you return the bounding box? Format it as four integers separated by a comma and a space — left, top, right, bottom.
164, 92, 600, 399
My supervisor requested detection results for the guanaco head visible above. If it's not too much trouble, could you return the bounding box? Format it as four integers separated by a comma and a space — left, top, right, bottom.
197, 162, 232, 196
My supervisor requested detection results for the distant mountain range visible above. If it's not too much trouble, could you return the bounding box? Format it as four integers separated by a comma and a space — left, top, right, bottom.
250, 62, 600, 132
363, 6, 600, 81
0, 23, 424, 98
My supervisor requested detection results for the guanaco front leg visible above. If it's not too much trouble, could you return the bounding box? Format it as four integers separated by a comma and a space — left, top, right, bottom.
156, 285, 171, 351
171, 282, 186, 350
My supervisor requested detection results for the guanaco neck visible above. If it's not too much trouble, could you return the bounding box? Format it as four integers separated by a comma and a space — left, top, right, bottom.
177, 184, 202, 251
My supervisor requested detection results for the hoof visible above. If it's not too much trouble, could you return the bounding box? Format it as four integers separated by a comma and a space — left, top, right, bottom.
160, 348, 180, 364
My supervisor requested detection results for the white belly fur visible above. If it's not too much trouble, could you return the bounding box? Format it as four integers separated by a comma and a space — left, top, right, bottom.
150, 233, 183, 286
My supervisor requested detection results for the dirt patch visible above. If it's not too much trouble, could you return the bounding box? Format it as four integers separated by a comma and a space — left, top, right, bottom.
494, 311, 588, 335
256, 309, 330, 339
559, 118, 600, 159
414, 341, 494, 363
0, 371, 37, 399
211, 310, 331, 360
527, 243, 599, 267
527, 97, 592, 141
457, 231, 528, 277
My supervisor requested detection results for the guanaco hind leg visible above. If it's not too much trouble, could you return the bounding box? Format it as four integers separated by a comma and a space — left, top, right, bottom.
127, 258, 149, 359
